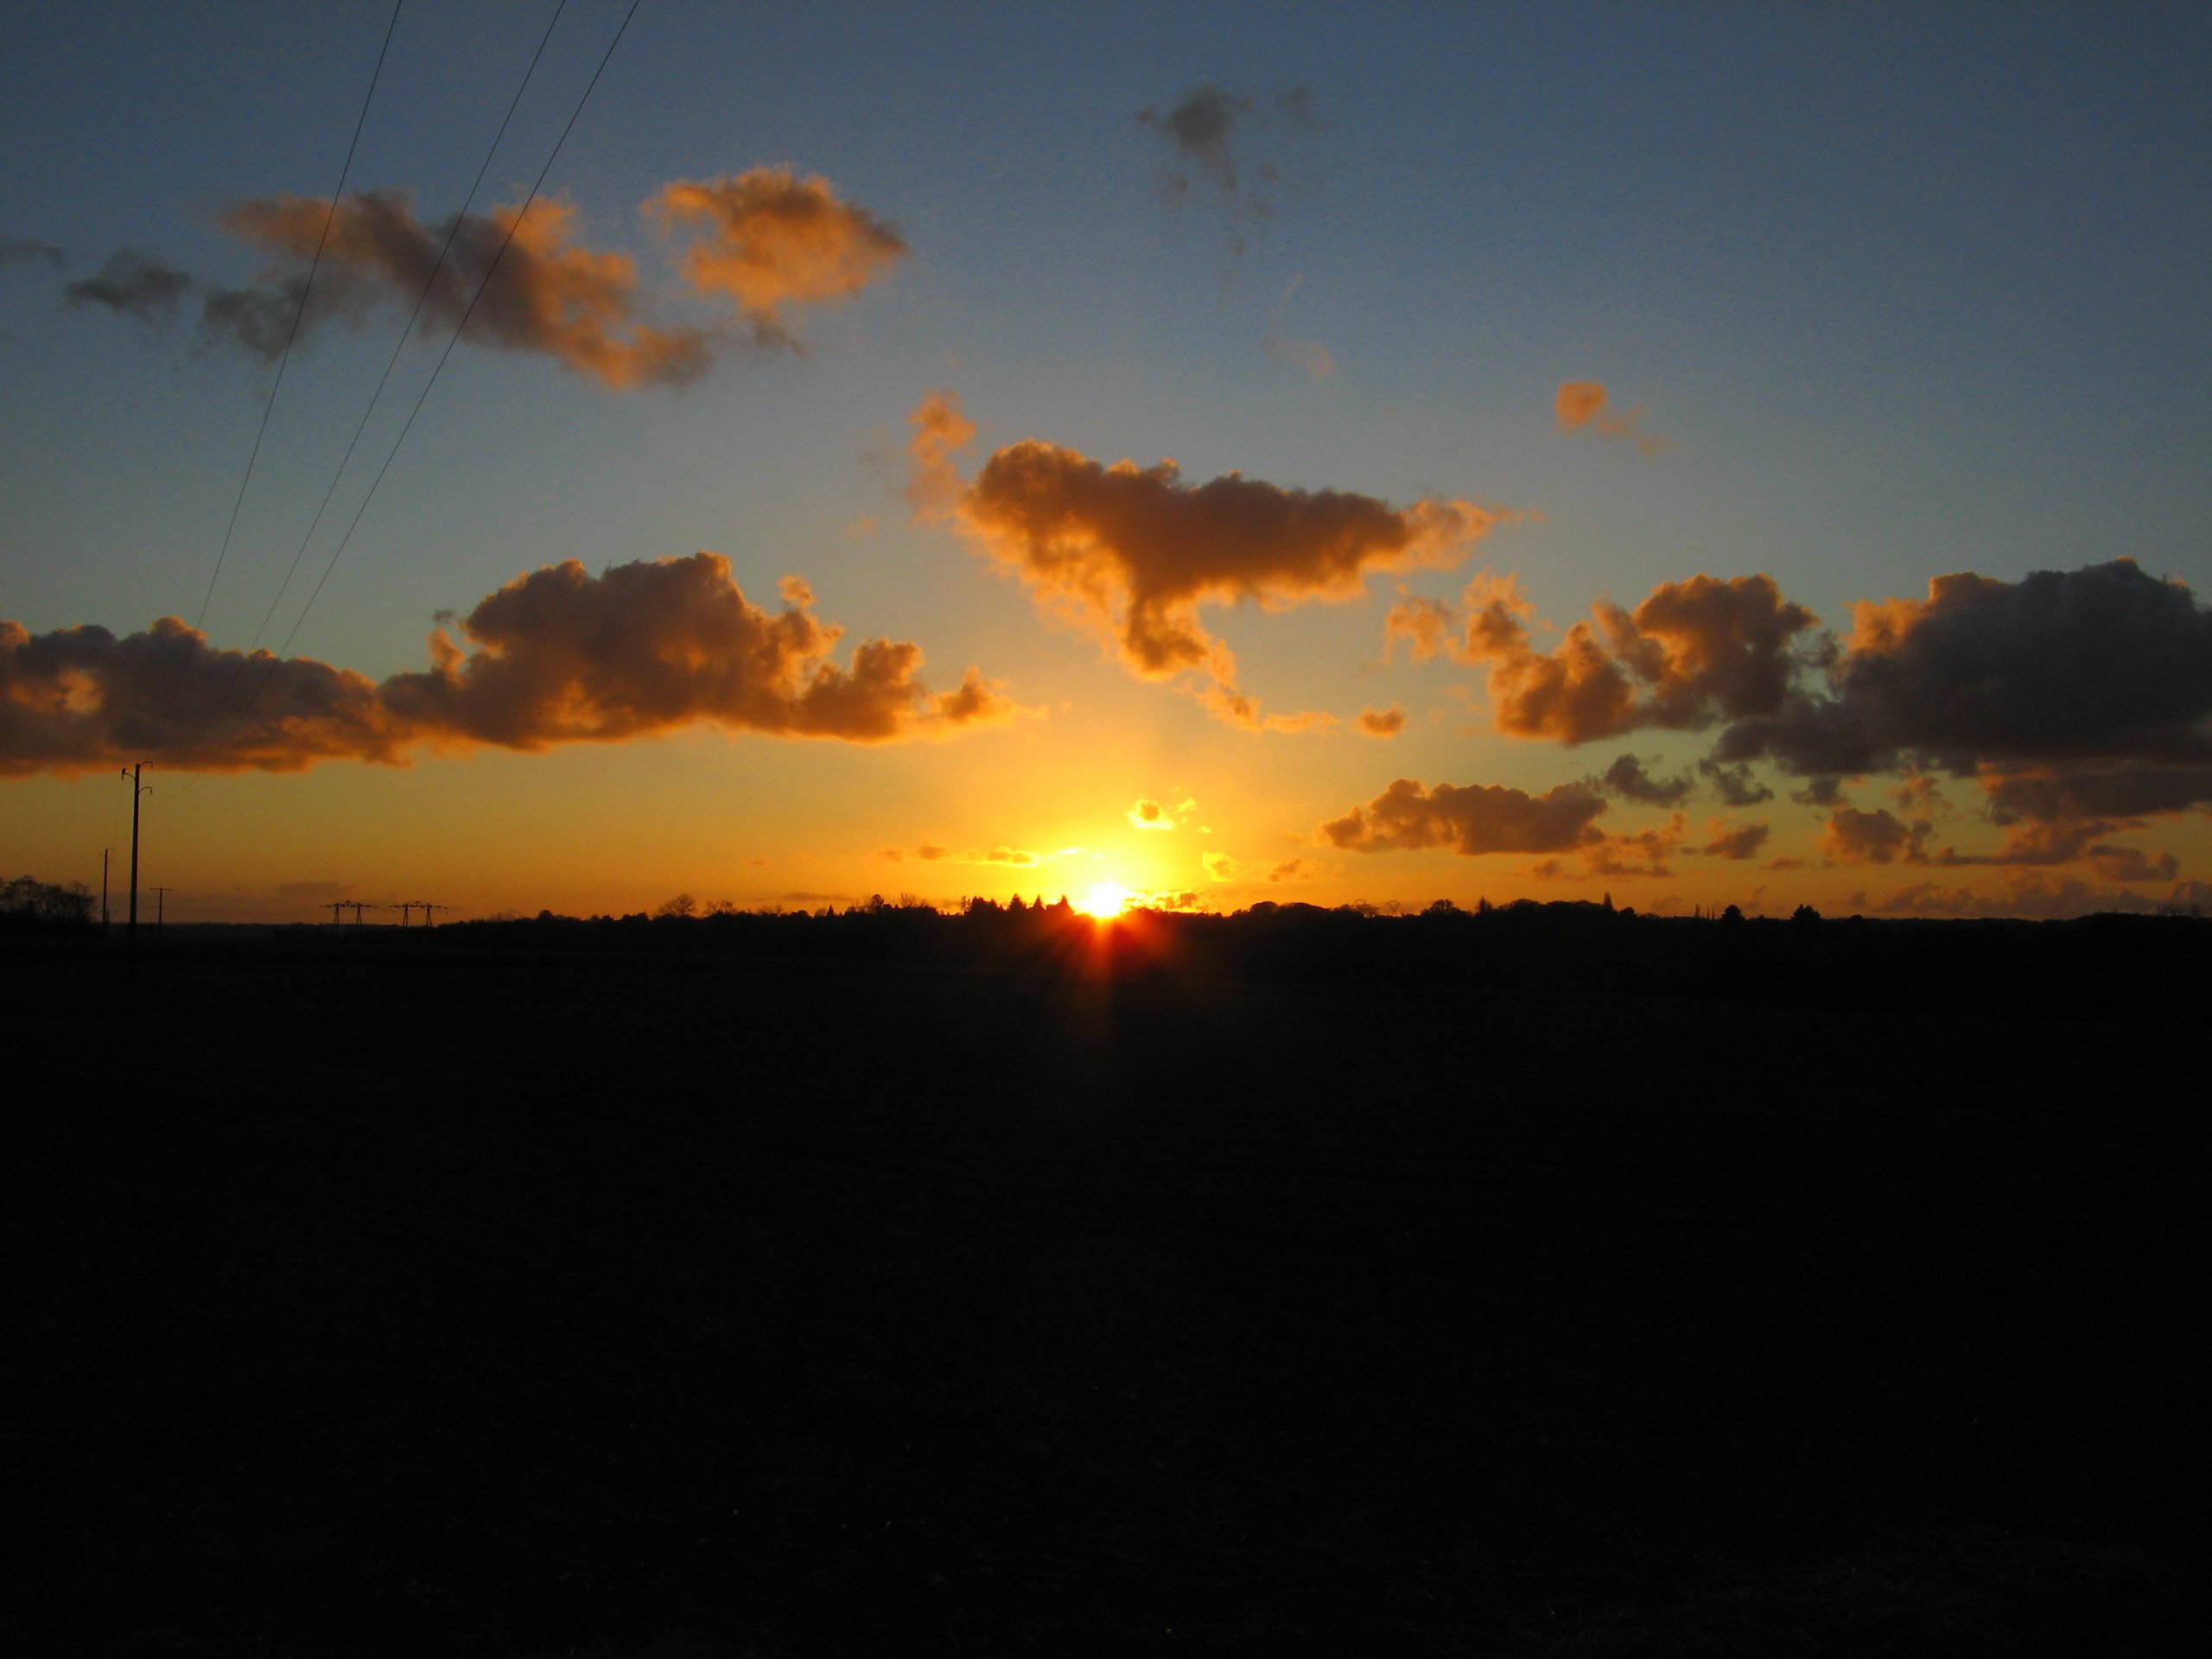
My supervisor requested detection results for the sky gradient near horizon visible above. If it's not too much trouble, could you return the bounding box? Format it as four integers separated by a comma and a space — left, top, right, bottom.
4, 0, 2209, 923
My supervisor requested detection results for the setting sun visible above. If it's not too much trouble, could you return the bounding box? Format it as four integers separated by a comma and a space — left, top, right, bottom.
1079, 881, 1131, 919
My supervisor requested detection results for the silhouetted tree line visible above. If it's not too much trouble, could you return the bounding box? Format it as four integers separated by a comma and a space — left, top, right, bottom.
425, 894, 2212, 1025
0, 874, 95, 931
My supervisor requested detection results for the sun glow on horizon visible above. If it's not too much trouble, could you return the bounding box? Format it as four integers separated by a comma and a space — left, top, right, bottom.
1079, 880, 1130, 919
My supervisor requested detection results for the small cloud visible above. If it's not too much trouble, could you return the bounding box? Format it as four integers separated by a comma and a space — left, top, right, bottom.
1694, 819, 1771, 860
1127, 797, 1176, 830
1138, 82, 1325, 265
1555, 381, 1668, 456
1, 236, 65, 270
650, 167, 908, 347
1356, 703, 1405, 737
842, 514, 879, 538
66, 248, 193, 324
1593, 752, 1693, 807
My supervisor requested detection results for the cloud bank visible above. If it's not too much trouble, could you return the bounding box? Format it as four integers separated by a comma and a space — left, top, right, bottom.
1368, 558, 2208, 888
2, 553, 1011, 775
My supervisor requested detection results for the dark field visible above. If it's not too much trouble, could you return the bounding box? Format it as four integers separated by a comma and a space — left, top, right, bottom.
5, 929, 2206, 1655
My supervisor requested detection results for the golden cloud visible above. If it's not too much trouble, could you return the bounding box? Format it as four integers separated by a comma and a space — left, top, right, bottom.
649, 167, 907, 346
216, 190, 713, 389
911, 391, 1503, 728
1554, 380, 1666, 454
1320, 777, 1608, 856
1356, 703, 1405, 737
2, 554, 1012, 775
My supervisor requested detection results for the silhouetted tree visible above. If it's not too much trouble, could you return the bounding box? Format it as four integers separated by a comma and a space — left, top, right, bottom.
0, 875, 95, 929
656, 893, 698, 919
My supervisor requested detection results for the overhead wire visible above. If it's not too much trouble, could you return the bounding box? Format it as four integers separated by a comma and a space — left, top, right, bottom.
187, 0, 573, 729
160, 0, 405, 721
184, 0, 646, 787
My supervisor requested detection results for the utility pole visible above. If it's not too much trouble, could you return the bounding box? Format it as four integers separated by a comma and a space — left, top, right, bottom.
414, 901, 447, 929
394, 901, 414, 928
149, 887, 175, 936
327, 900, 347, 935
121, 764, 149, 952
342, 900, 379, 929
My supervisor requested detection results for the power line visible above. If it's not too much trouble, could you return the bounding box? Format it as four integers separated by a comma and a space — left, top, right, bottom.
200, 0, 573, 715
196, 0, 646, 777
162, 0, 405, 720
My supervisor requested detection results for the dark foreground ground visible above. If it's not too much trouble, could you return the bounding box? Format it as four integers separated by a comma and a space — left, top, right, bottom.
5, 930, 2205, 1655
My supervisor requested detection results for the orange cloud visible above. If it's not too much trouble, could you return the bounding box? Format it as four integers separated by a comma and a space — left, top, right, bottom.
1356, 703, 1405, 737
912, 392, 1503, 726
1554, 380, 1667, 454
2, 554, 1012, 776
1575, 814, 1686, 879
1821, 805, 1931, 866
1719, 562, 2212, 785
216, 190, 712, 389
1200, 850, 1327, 884
649, 167, 907, 346
1320, 777, 1608, 856
905, 390, 978, 520
1451, 573, 1821, 745
1127, 798, 1176, 830
1694, 819, 1771, 860
126, 168, 904, 387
